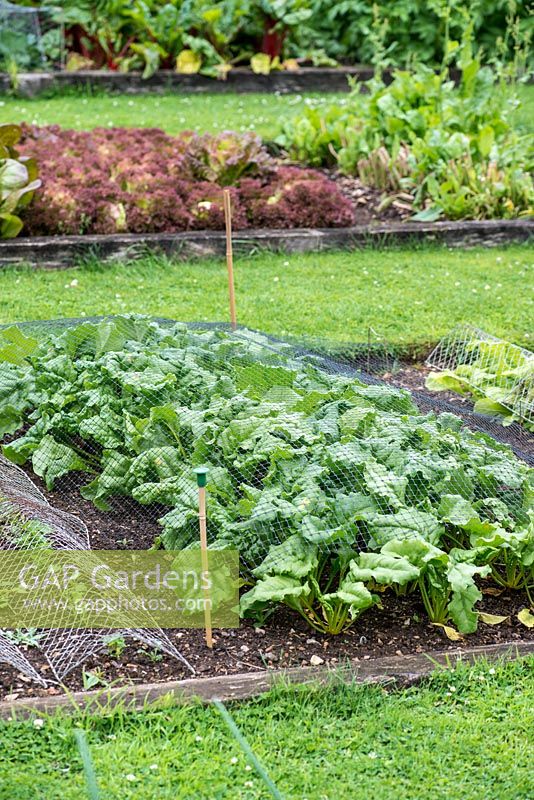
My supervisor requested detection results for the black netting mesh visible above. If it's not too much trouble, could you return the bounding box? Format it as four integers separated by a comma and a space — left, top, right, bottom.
0, 315, 532, 680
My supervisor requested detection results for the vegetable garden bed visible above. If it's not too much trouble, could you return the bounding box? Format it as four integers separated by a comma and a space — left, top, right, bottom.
1, 641, 532, 717
3, 120, 532, 264
0, 317, 532, 700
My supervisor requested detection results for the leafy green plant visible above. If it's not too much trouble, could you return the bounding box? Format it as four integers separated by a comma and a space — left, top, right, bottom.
0, 124, 41, 238
279, 17, 533, 220
103, 633, 127, 659
301, 0, 532, 68
0, 494, 52, 550
257, 0, 312, 59
32, 0, 533, 77
1, 627, 43, 647
147, 646, 163, 663
188, 131, 274, 185
82, 668, 106, 689
241, 534, 379, 634
361, 538, 490, 633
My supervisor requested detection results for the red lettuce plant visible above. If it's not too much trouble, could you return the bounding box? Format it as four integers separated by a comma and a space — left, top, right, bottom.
18, 125, 354, 236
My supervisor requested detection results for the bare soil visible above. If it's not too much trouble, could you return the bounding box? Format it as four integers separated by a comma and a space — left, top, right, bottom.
1, 584, 532, 702
328, 170, 410, 225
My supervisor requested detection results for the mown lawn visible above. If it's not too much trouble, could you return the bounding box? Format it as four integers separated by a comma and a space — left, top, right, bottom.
0, 84, 532, 138
0, 90, 337, 138
0, 244, 531, 350
1, 657, 532, 800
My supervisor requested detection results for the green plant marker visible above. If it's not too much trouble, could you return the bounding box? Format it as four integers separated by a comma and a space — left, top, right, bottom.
194, 466, 209, 488
213, 699, 285, 800
74, 728, 100, 800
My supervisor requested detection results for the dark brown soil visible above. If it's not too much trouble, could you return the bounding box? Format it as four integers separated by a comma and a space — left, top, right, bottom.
327, 170, 410, 225
1, 587, 532, 702
24, 470, 165, 551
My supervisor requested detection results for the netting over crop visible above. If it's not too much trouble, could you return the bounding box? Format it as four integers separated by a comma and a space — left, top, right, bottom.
427, 324, 534, 431
0, 453, 192, 684
0, 1, 50, 69
0, 316, 532, 665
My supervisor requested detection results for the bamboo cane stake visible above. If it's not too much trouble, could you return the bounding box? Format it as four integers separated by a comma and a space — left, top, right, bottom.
223, 188, 237, 331
194, 467, 213, 648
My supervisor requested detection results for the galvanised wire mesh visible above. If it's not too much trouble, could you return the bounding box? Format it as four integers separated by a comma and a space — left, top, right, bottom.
426, 324, 534, 431
0, 1, 48, 69
0, 315, 532, 680
0, 455, 192, 684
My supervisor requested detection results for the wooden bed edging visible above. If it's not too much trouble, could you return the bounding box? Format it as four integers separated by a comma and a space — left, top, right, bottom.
1, 219, 532, 270
1, 640, 532, 720
0, 66, 393, 98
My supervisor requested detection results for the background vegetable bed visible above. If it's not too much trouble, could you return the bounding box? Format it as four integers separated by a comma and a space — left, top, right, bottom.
3, 0, 532, 77
3, 14, 533, 241
4, 61, 532, 239
14, 124, 353, 236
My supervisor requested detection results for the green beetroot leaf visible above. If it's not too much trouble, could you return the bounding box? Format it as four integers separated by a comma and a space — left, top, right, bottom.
363, 460, 407, 510
348, 550, 421, 587
0, 363, 35, 437
240, 575, 311, 616
366, 509, 444, 548
438, 494, 480, 525
252, 534, 319, 580
381, 538, 447, 569
0, 327, 38, 366
446, 556, 491, 634
32, 435, 91, 490
330, 579, 376, 618
80, 450, 133, 510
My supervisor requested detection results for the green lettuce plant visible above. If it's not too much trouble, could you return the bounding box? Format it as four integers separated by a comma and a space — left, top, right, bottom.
278, 18, 533, 220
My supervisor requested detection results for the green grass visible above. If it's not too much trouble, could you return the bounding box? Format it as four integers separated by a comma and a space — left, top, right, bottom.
0, 90, 341, 138
516, 83, 534, 131
0, 245, 532, 350
0, 84, 532, 138
1, 657, 532, 799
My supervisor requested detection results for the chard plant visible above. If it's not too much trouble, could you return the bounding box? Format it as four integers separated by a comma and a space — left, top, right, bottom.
278, 10, 533, 221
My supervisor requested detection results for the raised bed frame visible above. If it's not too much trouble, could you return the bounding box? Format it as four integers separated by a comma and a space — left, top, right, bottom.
0, 219, 531, 270
0, 66, 391, 98
1, 641, 532, 719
